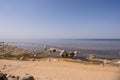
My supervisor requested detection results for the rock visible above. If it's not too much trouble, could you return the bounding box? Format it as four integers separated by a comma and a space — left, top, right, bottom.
19, 75, 35, 80
16, 76, 20, 80
19, 56, 24, 61
46, 59, 51, 62
52, 59, 59, 61
3, 65, 7, 67
0, 72, 8, 80
31, 59, 36, 61
11, 75, 16, 78
7, 75, 19, 80
6, 74, 11, 78
7, 74, 19, 80
2, 67, 6, 70
4, 73, 7, 76
7, 74, 16, 78
25, 74, 29, 75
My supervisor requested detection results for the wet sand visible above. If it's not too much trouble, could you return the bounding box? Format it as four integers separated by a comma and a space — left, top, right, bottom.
0, 59, 120, 80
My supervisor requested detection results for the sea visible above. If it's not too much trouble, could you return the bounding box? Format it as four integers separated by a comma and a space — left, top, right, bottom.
1, 39, 120, 59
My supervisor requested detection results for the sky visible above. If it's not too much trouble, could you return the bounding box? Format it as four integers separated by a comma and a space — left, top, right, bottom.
0, 0, 120, 39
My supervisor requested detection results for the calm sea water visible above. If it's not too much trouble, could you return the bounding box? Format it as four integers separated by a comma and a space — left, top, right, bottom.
3, 39, 120, 50
1, 39, 120, 59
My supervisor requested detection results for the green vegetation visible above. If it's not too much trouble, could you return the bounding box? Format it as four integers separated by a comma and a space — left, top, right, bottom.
0, 53, 58, 60
0, 53, 16, 59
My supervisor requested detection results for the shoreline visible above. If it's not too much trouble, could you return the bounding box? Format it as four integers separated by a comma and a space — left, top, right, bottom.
3, 41, 120, 59
0, 41, 120, 80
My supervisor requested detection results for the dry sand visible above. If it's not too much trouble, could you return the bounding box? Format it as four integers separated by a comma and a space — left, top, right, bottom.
0, 59, 120, 80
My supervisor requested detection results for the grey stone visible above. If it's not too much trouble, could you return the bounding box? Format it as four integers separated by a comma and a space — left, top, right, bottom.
0, 72, 8, 80
19, 75, 34, 80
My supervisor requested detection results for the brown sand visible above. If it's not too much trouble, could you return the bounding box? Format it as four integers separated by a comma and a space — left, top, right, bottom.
0, 59, 120, 80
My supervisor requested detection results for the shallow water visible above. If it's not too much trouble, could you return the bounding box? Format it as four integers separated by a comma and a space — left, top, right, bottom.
1, 39, 120, 59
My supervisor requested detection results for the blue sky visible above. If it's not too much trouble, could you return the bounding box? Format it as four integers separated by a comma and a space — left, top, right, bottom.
0, 0, 120, 39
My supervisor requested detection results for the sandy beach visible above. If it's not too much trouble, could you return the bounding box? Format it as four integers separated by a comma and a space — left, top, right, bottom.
0, 0, 120, 80
0, 59, 119, 80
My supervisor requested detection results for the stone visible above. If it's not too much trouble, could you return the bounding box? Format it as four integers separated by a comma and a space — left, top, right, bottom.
19, 75, 35, 80
0, 72, 8, 80
2, 67, 6, 70
19, 56, 24, 61
52, 59, 59, 61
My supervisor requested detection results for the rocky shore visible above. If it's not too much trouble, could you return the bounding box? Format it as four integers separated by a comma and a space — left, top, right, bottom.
0, 42, 120, 80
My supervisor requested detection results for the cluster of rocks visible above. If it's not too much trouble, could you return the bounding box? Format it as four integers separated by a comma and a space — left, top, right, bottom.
44, 45, 79, 58
0, 44, 37, 55
87, 54, 120, 66
0, 43, 26, 55
0, 43, 41, 60
0, 72, 35, 80
0, 72, 7, 80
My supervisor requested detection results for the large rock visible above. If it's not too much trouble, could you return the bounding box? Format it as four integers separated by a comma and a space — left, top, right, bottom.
19, 75, 35, 80
0, 72, 8, 80
19, 56, 24, 61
